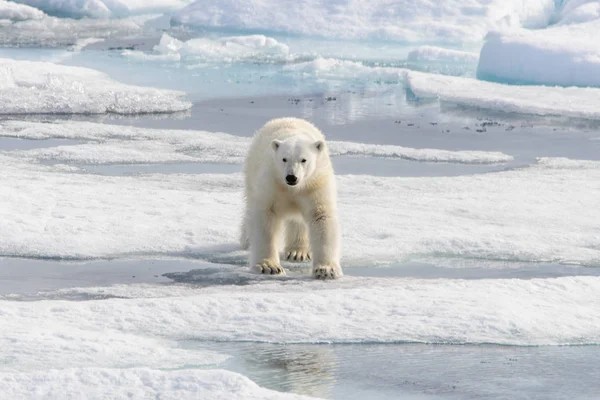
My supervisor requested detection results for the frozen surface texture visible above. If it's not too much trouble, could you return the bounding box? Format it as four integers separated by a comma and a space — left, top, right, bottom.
477, 21, 600, 87
407, 70, 600, 119
1, 276, 599, 346
125, 33, 292, 63
172, 0, 556, 44
0, 13, 150, 47
407, 46, 479, 63
477, 0, 600, 87
0, 59, 191, 114
0, 122, 598, 266
10, 0, 194, 18
0, 0, 45, 20
0, 120, 513, 165
1, 368, 317, 399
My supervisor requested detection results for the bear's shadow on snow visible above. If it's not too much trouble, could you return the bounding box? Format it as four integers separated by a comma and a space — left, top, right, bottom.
169, 244, 316, 286
163, 264, 314, 286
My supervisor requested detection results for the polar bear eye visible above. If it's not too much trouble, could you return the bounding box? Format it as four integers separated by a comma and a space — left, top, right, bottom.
301, 159, 307, 163
282, 158, 287, 162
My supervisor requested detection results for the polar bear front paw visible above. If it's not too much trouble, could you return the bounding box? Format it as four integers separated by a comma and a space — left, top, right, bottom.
284, 248, 311, 262
253, 260, 286, 275
313, 265, 341, 280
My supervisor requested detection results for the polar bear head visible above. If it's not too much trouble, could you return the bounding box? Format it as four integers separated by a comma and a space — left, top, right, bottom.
271, 137, 324, 187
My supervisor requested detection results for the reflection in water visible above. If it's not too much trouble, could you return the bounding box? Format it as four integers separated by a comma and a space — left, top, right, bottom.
190, 341, 600, 400
232, 343, 337, 399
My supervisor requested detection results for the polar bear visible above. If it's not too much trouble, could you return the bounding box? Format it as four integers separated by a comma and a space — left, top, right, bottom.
240, 117, 342, 279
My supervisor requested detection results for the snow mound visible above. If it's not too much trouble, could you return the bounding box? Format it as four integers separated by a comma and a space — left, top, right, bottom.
407, 46, 479, 63
171, 0, 556, 44
477, 21, 600, 87
10, 0, 194, 19
125, 33, 291, 63
2, 276, 600, 346
406, 69, 600, 120
0, 59, 190, 114
0, 121, 513, 165
1, 368, 315, 399
555, 0, 600, 25
0, 0, 45, 20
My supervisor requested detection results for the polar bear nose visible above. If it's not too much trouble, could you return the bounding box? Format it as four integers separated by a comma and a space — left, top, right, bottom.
285, 175, 298, 185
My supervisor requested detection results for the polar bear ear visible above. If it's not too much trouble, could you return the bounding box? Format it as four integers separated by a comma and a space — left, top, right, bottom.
271, 140, 281, 151
314, 140, 324, 152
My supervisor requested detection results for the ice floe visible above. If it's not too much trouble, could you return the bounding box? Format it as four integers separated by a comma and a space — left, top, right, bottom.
0, 0, 44, 21
406, 70, 600, 119
554, 0, 600, 25
1, 368, 316, 399
0, 59, 190, 114
9, 0, 193, 19
172, 0, 556, 44
124, 33, 292, 63
0, 122, 598, 266
477, 21, 600, 87
2, 276, 600, 346
283, 58, 406, 82
407, 46, 479, 63
475, 0, 600, 87
0, 13, 150, 47
0, 120, 513, 165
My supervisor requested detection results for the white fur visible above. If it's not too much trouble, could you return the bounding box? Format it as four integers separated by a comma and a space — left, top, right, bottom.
241, 117, 342, 279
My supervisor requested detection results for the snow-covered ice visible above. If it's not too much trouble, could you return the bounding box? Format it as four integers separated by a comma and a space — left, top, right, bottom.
0, 121, 598, 266
0, 12, 149, 47
406, 69, 600, 120
407, 46, 479, 63
1, 368, 316, 399
0, 59, 190, 114
10, 0, 194, 19
1, 1, 599, 398
283, 58, 406, 83
0, 120, 513, 165
1, 276, 599, 347
0, 0, 44, 20
172, 0, 556, 44
124, 33, 292, 63
477, 21, 600, 87
475, 0, 600, 87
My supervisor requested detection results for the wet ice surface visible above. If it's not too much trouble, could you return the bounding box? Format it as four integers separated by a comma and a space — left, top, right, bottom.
2, 19, 600, 398
192, 341, 600, 400
2, 88, 600, 399
1, 257, 599, 399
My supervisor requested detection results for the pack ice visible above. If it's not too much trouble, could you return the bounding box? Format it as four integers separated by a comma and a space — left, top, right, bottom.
171, 0, 556, 44
0, 59, 191, 114
477, 1, 600, 87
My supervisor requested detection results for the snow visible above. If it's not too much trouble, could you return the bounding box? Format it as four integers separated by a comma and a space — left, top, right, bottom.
477, 21, 600, 87
2, 276, 600, 346
0, 120, 513, 165
555, 0, 600, 25
0, 59, 190, 114
0, 0, 45, 21
284, 58, 406, 82
125, 33, 292, 63
1, 369, 316, 399
406, 69, 600, 120
475, 0, 600, 87
0, 14, 147, 47
407, 46, 479, 63
10, 0, 194, 19
171, 0, 556, 44
0, 121, 598, 266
